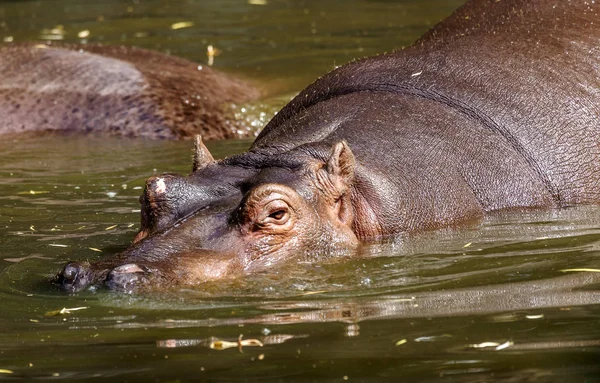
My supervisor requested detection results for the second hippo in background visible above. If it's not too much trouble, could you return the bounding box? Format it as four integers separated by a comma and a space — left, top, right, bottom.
0, 43, 261, 140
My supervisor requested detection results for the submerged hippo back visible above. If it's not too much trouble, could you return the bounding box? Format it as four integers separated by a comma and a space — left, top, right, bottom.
0, 44, 260, 139
254, 0, 600, 230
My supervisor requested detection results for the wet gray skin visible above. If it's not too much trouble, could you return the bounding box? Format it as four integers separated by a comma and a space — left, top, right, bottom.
57, 137, 360, 292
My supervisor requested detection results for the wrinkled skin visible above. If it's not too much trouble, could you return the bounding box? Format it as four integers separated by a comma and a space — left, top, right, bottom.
58, 0, 600, 292
0, 43, 260, 139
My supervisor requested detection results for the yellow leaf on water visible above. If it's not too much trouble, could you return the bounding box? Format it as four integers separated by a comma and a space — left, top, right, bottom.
209, 335, 263, 351
171, 21, 194, 30
18, 190, 49, 195
88, 248, 102, 252
105, 225, 117, 231
45, 307, 89, 317
0, 369, 14, 374
560, 268, 600, 273
395, 339, 407, 346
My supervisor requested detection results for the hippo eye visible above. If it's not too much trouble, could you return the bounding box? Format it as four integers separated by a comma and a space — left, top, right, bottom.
240, 185, 298, 233
261, 200, 290, 225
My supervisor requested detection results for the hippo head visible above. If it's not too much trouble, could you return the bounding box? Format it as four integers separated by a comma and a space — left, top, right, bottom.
57, 136, 360, 292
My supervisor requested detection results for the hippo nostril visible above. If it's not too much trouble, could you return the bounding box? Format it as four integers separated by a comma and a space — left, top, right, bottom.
105, 263, 148, 292
57, 262, 91, 292
62, 263, 79, 281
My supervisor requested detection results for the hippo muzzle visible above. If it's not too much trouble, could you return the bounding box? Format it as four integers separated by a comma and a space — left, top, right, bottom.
56, 137, 360, 292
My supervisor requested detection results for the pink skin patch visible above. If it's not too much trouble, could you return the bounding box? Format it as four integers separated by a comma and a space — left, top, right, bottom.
155, 178, 167, 194
112, 263, 145, 274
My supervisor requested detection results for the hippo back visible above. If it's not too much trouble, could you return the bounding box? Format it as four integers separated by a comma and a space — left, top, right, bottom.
253, 0, 600, 225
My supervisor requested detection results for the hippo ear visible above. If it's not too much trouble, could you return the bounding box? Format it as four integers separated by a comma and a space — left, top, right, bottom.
325, 141, 356, 193
192, 135, 215, 172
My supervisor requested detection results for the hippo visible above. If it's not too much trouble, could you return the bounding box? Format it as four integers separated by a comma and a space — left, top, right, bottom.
57, 0, 600, 292
0, 43, 260, 139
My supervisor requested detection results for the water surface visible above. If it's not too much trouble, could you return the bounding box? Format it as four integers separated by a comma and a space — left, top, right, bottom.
1, 1, 600, 382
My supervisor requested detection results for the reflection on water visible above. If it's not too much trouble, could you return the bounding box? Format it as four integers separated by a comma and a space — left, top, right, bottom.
1, 0, 600, 381
1, 138, 599, 381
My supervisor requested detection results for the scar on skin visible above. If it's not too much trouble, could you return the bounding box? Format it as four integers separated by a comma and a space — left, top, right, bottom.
155, 178, 167, 194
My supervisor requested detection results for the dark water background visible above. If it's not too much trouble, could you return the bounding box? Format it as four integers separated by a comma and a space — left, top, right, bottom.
1, 1, 600, 382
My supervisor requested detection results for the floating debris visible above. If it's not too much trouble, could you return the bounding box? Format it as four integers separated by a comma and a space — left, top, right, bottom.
4, 254, 51, 263
18, 190, 50, 195
209, 334, 263, 351
414, 334, 453, 342
3, 36, 13, 43
48, 244, 68, 248
0, 369, 13, 374
470, 341, 501, 348
40, 25, 65, 40
171, 21, 194, 30
463, 242, 472, 248
525, 314, 544, 320
469, 340, 513, 350
105, 225, 118, 231
88, 248, 102, 253
395, 339, 407, 346
77, 30, 90, 38
495, 340, 513, 350
560, 268, 600, 273
45, 307, 89, 317
207, 45, 221, 66
248, 0, 268, 4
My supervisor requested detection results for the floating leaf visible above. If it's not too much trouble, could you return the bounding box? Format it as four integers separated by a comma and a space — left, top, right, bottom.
495, 340, 513, 350
470, 341, 500, 348
105, 225, 117, 231
209, 335, 263, 351
560, 268, 600, 273
171, 21, 194, 30
4, 254, 51, 263
45, 307, 89, 317
18, 190, 49, 195
395, 339, 407, 346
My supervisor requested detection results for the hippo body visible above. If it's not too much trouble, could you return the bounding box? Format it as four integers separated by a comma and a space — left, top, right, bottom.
59, 0, 600, 291
0, 44, 260, 139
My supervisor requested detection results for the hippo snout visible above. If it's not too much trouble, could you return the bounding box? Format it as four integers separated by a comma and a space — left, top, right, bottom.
56, 262, 93, 293
57, 261, 152, 293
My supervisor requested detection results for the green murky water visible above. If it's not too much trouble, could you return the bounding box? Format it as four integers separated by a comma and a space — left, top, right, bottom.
2, 1, 600, 382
